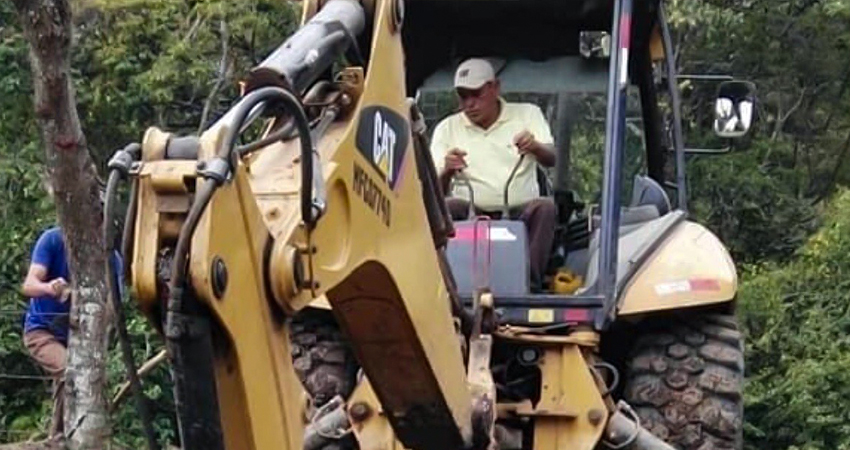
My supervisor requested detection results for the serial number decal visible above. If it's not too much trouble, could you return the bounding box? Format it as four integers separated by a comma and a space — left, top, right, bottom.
353, 162, 391, 227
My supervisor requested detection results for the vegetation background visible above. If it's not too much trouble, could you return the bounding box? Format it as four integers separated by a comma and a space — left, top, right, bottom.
1, 0, 849, 448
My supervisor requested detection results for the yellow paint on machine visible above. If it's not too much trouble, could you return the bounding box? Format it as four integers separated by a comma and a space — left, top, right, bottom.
618, 220, 738, 316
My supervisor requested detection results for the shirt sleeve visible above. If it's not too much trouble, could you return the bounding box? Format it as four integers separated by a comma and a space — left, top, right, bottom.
30, 230, 56, 269
528, 105, 554, 145
430, 119, 450, 173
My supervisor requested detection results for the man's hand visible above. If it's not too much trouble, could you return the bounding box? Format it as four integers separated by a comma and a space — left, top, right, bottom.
438, 148, 468, 194
444, 148, 468, 173
47, 277, 68, 300
513, 130, 556, 167
513, 130, 537, 155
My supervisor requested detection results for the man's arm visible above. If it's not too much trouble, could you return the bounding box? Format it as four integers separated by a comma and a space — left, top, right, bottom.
522, 104, 557, 168
431, 120, 459, 195
22, 264, 64, 298
21, 230, 66, 299
530, 105, 556, 167
528, 141, 556, 167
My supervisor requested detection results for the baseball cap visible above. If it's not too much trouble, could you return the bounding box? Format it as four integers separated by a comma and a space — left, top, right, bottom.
454, 58, 495, 90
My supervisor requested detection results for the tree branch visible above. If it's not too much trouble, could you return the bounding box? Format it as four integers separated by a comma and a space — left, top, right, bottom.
198, 19, 230, 133
182, 12, 205, 44
770, 88, 806, 142
811, 127, 850, 205
109, 349, 169, 413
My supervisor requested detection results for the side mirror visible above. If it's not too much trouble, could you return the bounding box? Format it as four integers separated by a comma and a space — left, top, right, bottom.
713, 81, 756, 138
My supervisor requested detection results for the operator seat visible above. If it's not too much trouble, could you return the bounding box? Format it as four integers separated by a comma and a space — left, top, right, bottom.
562, 174, 673, 281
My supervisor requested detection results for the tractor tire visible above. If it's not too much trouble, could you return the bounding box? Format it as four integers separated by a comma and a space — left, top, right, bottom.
290, 311, 359, 409
622, 313, 744, 450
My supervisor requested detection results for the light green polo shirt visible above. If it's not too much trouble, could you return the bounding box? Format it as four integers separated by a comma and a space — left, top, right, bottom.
431, 100, 554, 211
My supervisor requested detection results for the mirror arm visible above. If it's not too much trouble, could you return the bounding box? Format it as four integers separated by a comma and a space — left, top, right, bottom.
682, 145, 733, 155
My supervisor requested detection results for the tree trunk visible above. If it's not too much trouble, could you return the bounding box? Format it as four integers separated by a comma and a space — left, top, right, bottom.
11, 1, 111, 449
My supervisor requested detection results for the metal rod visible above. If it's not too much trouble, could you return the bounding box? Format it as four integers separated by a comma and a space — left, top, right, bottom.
595, 0, 633, 329
0, 374, 53, 380
675, 74, 735, 81
659, 6, 688, 213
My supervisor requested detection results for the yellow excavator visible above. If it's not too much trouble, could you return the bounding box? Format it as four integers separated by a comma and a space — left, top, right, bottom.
104, 0, 756, 448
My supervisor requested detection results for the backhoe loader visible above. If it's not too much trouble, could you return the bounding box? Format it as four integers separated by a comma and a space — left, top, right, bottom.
104, 0, 756, 448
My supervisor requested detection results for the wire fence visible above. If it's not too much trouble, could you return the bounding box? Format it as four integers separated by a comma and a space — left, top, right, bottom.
0, 309, 62, 381
0, 310, 69, 316
0, 308, 58, 444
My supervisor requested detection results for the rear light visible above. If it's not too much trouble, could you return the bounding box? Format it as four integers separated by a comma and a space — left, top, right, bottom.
563, 308, 592, 323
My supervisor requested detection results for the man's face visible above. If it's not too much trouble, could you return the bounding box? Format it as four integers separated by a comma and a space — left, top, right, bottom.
456, 81, 500, 127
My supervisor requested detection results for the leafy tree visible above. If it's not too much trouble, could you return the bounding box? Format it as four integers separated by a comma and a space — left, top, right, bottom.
739, 189, 850, 450
0, 0, 298, 446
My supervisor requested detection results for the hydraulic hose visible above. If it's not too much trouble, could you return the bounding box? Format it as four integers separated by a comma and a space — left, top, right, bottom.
168, 86, 318, 307
121, 178, 138, 284
104, 143, 158, 450
235, 80, 335, 157
235, 120, 298, 156
218, 86, 321, 229
164, 86, 320, 449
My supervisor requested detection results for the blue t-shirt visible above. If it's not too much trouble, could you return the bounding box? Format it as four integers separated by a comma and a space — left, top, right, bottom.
23, 227, 123, 345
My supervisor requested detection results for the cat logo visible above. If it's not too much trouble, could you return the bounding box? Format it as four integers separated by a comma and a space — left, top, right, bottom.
372, 110, 397, 184
356, 106, 409, 190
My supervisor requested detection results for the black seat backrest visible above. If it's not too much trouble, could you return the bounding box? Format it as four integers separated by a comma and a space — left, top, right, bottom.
630, 175, 671, 216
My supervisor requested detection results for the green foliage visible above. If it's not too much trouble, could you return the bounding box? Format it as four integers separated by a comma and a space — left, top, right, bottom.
740, 189, 850, 450
0, 1, 59, 440
0, 0, 298, 445
688, 140, 818, 263
672, 0, 850, 262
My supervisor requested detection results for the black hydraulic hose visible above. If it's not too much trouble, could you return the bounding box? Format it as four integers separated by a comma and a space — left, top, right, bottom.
236, 80, 338, 157
219, 86, 318, 229
167, 86, 316, 332
162, 177, 222, 450
121, 178, 138, 284
163, 86, 316, 449
235, 120, 298, 156
166, 179, 217, 314
104, 144, 159, 450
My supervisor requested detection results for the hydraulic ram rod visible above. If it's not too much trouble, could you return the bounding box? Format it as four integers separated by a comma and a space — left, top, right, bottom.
243, 0, 366, 95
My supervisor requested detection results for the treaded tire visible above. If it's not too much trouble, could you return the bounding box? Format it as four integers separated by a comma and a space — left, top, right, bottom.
623, 313, 744, 450
290, 311, 359, 408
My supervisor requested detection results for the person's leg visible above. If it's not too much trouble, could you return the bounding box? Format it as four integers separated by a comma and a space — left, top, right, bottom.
519, 198, 557, 288
23, 329, 67, 438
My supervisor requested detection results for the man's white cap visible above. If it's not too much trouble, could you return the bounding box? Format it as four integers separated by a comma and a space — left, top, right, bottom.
454, 58, 495, 90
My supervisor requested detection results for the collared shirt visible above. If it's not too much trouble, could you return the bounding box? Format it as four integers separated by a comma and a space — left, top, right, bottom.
431, 100, 554, 211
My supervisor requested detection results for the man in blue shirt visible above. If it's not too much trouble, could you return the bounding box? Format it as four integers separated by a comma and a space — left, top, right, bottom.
20, 225, 122, 438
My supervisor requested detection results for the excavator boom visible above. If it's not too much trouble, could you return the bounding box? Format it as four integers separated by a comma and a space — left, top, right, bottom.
124, 0, 479, 448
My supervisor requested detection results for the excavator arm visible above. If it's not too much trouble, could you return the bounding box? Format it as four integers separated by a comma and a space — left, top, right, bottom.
122, 0, 481, 448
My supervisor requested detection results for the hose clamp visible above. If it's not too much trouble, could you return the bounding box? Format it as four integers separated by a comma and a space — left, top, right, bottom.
197, 158, 231, 185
